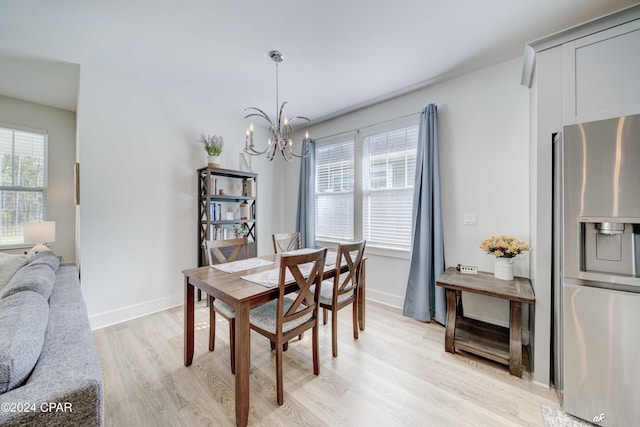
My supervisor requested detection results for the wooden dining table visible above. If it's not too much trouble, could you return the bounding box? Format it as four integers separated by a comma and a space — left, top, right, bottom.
182, 253, 366, 427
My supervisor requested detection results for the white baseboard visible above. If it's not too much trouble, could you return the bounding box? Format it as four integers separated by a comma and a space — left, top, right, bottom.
89, 293, 183, 330
532, 379, 551, 389
365, 289, 404, 309
89, 289, 402, 330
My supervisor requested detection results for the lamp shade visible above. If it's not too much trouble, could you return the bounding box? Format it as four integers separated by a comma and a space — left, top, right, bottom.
24, 221, 56, 244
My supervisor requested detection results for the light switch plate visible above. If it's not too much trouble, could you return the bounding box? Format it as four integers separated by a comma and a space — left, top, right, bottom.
463, 214, 478, 225
460, 265, 478, 275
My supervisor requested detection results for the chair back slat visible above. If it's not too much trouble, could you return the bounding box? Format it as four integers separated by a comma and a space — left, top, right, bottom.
203, 237, 249, 265
276, 248, 327, 331
334, 241, 366, 299
272, 232, 302, 253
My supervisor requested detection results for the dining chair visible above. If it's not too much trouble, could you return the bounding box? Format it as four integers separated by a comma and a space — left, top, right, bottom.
272, 231, 305, 342
249, 247, 327, 405
271, 232, 302, 253
203, 237, 249, 374
313, 240, 366, 357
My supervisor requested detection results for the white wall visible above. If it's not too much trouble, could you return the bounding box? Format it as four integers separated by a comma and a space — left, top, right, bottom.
285, 57, 530, 327
77, 65, 276, 329
0, 95, 76, 262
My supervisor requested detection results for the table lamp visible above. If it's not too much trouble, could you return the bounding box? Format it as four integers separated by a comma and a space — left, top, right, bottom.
24, 221, 56, 253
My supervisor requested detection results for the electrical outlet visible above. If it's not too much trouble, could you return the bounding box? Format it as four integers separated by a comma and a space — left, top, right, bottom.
460, 265, 478, 275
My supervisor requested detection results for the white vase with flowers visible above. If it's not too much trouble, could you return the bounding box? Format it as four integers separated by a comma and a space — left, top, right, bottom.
480, 235, 530, 281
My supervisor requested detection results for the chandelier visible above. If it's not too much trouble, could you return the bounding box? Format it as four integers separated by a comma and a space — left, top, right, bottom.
244, 50, 311, 162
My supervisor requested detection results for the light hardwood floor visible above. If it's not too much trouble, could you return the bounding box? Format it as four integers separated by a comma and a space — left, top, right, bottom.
93, 300, 560, 426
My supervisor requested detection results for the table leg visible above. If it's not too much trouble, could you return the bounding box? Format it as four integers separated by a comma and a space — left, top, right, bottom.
358, 259, 366, 331
235, 302, 250, 427
456, 290, 464, 317
509, 301, 523, 377
184, 278, 194, 366
444, 288, 457, 353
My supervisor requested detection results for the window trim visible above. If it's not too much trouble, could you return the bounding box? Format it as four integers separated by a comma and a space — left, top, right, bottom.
316, 238, 410, 259
359, 116, 420, 140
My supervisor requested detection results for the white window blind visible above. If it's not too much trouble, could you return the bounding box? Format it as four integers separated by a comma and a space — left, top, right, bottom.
315, 138, 354, 241
0, 126, 48, 247
363, 125, 418, 250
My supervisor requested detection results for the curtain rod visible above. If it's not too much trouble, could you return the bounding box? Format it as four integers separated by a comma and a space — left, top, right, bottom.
311, 110, 422, 142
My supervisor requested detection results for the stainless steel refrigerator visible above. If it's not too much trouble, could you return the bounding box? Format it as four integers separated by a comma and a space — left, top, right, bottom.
555, 114, 640, 426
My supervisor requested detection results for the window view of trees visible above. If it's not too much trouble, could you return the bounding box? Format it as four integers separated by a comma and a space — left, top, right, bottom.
0, 127, 47, 246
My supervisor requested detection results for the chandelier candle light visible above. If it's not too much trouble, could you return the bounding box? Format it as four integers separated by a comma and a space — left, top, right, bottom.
244, 50, 311, 162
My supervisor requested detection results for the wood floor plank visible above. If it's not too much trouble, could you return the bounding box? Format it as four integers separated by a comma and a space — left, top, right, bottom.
94, 300, 559, 426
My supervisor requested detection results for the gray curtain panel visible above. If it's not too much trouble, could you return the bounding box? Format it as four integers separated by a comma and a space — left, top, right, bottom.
295, 139, 316, 249
403, 104, 446, 324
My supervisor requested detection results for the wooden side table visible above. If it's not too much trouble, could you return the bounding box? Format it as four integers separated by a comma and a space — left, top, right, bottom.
436, 267, 535, 377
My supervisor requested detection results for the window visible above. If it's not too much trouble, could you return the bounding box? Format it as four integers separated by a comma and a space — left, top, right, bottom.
314, 120, 418, 252
363, 126, 418, 249
315, 138, 354, 241
0, 126, 48, 247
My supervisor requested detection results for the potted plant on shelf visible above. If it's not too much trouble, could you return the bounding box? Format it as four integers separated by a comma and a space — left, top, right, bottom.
480, 235, 530, 280
234, 224, 248, 238
200, 134, 224, 168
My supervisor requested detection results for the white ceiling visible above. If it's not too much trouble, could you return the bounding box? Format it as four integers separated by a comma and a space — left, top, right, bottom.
0, 0, 637, 120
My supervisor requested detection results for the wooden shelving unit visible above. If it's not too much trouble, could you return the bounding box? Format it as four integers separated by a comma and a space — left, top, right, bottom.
197, 166, 258, 267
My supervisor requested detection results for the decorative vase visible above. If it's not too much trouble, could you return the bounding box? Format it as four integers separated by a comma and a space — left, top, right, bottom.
494, 258, 514, 281
207, 155, 221, 168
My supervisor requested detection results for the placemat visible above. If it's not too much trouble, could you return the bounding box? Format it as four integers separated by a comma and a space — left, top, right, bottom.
241, 263, 316, 288
211, 257, 274, 274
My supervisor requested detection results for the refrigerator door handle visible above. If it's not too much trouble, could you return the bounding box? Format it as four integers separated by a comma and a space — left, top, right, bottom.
552, 131, 563, 399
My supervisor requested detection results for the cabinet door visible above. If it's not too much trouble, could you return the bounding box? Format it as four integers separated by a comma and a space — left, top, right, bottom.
562, 19, 640, 125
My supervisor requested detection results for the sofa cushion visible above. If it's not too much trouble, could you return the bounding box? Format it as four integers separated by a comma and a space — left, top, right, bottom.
0, 253, 29, 292
47, 265, 83, 307
0, 263, 56, 301
26, 251, 60, 272
0, 291, 50, 393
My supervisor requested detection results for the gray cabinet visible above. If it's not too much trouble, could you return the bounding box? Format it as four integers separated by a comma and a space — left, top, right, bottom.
523, 4, 640, 388
562, 19, 640, 124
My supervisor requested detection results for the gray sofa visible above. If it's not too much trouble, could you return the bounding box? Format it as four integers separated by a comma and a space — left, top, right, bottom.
0, 252, 104, 426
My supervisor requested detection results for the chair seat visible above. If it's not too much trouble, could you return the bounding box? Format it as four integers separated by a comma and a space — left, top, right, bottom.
250, 297, 312, 334
213, 299, 235, 318
311, 280, 354, 306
